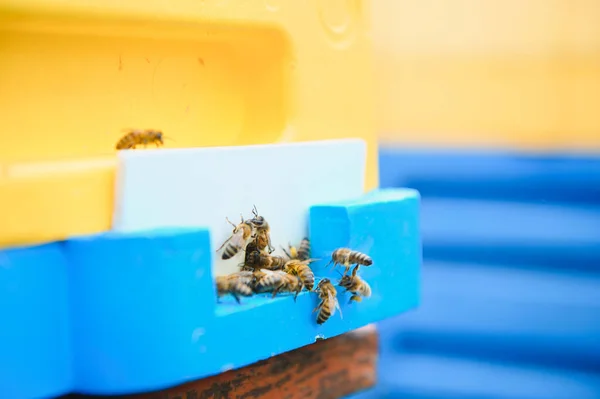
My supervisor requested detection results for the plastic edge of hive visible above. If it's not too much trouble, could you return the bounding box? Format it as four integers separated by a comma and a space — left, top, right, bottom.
0, 187, 421, 396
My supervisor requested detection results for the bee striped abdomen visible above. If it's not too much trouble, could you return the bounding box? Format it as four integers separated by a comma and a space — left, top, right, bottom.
115, 132, 136, 150
349, 251, 373, 266
222, 244, 239, 260
230, 281, 253, 297
271, 256, 286, 270
297, 238, 311, 261
298, 265, 315, 291
317, 304, 331, 324
254, 271, 281, 293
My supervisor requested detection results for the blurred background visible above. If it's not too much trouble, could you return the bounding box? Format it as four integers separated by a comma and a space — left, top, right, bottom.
354, 1, 600, 398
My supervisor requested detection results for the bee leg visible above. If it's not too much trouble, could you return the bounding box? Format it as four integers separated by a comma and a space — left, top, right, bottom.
293, 286, 302, 302
282, 247, 292, 259
232, 293, 241, 304
271, 283, 283, 298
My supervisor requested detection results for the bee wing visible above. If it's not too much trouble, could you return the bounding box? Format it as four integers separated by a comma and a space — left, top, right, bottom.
259, 268, 275, 275
227, 229, 247, 250
328, 291, 343, 320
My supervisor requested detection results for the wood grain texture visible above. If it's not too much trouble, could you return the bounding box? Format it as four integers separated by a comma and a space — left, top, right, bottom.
62, 325, 378, 399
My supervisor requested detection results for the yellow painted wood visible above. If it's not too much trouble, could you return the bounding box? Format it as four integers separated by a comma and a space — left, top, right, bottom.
372, 0, 600, 150
0, 0, 377, 247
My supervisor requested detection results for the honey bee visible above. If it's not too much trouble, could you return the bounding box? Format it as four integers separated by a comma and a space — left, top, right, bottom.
217, 215, 255, 260
115, 128, 165, 150
284, 259, 316, 291
327, 248, 373, 275
253, 269, 304, 300
248, 205, 274, 254
244, 246, 287, 271
337, 265, 372, 303
313, 278, 342, 325
282, 237, 311, 261
215, 271, 254, 304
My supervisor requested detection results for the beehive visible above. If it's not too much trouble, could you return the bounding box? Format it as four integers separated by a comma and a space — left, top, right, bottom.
0, 0, 378, 247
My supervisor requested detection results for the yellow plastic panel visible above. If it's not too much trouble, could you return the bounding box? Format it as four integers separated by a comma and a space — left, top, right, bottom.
0, 0, 377, 248
372, 0, 600, 151
0, 160, 115, 247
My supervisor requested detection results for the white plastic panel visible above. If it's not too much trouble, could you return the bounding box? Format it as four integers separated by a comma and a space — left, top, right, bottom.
113, 139, 367, 275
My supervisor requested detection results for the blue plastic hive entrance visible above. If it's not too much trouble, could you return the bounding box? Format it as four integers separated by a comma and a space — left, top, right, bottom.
0, 140, 421, 398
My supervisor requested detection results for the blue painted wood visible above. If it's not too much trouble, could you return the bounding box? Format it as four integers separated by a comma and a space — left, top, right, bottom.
379, 148, 600, 205
0, 244, 72, 399
54, 188, 421, 395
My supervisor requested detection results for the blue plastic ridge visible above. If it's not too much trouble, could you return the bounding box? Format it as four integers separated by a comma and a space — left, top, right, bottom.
0, 188, 421, 396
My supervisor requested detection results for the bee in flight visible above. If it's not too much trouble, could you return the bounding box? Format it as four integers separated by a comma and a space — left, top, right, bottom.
284, 259, 317, 291
215, 271, 254, 304
327, 247, 373, 276
337, 265, 372, 303
282, 237, 311, 261
313, 278, 342, 325
248, 205, 275, 254
253, 269, 304, 301
115, 128, 166, 150
217, 215, 255, 260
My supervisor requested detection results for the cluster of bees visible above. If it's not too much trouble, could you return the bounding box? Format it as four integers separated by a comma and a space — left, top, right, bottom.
115, 129, 166, 150
215, 206, 374, 325
113, 132, 376, 326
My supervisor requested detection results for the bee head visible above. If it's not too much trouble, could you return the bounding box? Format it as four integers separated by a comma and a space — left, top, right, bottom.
245, 250, 261, 265
338, 275, 351, 286
155, 131, 164, 144
250, 216, 266, 227
245, 241, 258, 253
318, 278, 330, 289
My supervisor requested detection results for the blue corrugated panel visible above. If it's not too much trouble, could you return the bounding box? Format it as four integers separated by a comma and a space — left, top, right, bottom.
0, 243, 72, 399
348, 148, 600, 399
391, 262, 600, 371
60, 188, 420, 395
379, 148, 600, 205
421, 198, 600, 271
346, 352, 600, 399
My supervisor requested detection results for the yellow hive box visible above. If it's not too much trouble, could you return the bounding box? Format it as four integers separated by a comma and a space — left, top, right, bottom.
0, 0, 378, 248
372, 0, 600, 151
